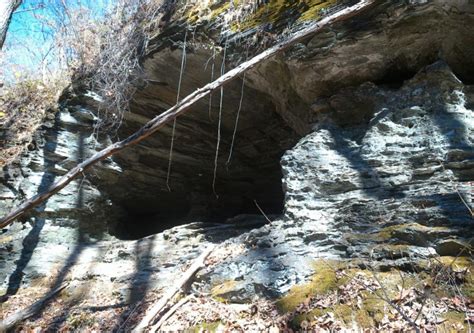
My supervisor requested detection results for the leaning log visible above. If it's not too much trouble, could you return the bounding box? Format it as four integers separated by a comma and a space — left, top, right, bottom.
0, 0, 375, 228
133, 245, 215, 332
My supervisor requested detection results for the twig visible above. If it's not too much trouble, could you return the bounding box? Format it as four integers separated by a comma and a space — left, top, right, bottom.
320, 258, 420, 333
206, 47, 216, 121
227, 46, 249, 166
367, 266, 420, 333
117, 301, 141, 332
430, 254, 473, 333
132, 245, 215, 332
455, 182, 473, 217
437, 160, 473, 217
450, 275, 472, 333
12, 4, 46, 15
254, 200, 272, 223
149, 295, 193, 333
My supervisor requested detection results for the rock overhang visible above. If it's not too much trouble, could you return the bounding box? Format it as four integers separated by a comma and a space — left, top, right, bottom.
96, 0, 474, 236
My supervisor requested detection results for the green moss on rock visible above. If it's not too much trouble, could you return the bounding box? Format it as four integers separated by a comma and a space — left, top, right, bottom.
291, 301, 378, 329
299, 0, 339, 21
440, 311, 470, 331
361, 295, 385, 324
210, 2, 231, 20
211, 280, 238, 303
437, 256, 474, 299
276, 260, 343, 313
66, 312, 96, 330
348, 223, 452, 246
183, 0, 343, 33
233, 0, 340, 31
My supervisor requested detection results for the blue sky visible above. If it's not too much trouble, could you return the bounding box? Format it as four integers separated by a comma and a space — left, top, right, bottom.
5, 1, 53, 75
3, 0, 112, 82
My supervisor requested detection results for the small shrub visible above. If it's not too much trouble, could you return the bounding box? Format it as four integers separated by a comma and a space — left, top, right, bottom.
0, 78, 61, 166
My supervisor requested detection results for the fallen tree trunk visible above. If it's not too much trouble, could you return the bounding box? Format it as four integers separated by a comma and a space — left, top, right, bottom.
133, 245, 215, 332
0, 0, 375, 228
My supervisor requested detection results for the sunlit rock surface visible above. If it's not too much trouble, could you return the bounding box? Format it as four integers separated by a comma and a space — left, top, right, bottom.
193, 61, 474, 302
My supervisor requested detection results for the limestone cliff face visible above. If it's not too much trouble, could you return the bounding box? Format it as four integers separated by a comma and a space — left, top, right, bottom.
282, 61, 473, 259
0, 1, 473, 330
193, 61, 474, 302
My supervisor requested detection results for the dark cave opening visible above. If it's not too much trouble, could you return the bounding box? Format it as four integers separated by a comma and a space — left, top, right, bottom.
109, 156, 287, 240
103, 70, 300, 240
374, 66, 418, 89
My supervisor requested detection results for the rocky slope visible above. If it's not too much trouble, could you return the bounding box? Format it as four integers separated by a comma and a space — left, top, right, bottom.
1, 0, 473, 331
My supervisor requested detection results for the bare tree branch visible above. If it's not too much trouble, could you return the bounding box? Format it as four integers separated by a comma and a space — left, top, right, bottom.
11, 4, 45, 15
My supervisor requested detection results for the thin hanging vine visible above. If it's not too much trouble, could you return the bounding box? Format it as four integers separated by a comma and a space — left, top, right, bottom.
206, 47, 216, 121
166, 30, 187, 191
212, 40, 227, 198
226, 72, 246, 166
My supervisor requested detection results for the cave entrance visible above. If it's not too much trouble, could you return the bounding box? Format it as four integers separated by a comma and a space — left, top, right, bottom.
103, 73, 300, 240
111, 165, 286, 240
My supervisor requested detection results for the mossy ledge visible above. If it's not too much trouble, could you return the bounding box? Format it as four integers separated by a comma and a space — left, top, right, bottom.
276, 260, 344, 313
275, 258, 473, 331
182, 0, 344, 33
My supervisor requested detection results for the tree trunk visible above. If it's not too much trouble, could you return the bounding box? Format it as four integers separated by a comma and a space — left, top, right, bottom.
0, 0, 21, 49
0, 0, 375, 228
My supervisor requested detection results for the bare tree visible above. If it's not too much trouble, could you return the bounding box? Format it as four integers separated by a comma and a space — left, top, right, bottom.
0, 0, 21, 49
